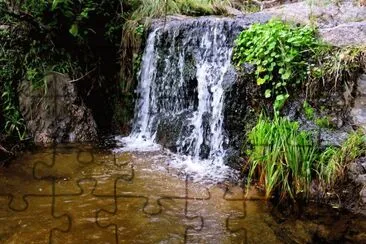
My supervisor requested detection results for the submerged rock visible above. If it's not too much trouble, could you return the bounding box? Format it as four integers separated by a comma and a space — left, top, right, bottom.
18, 74, 98, 144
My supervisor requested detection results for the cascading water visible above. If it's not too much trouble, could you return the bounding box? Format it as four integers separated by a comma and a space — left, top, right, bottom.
116, 16, 268, 181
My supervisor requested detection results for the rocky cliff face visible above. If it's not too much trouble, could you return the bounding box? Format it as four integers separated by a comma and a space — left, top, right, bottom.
18, 74, 98, 144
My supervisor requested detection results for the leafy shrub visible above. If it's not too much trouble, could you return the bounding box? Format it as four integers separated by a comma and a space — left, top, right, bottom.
246, 115, 318, 199
233, 20, 322, 110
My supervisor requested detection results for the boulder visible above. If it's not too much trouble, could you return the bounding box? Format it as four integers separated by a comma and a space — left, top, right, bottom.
319, 22, 366, 47
18, 74, 98, 145
266, 0, 366, 46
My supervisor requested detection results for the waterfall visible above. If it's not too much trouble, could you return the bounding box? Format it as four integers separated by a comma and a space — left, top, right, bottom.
116, 15, 269, 181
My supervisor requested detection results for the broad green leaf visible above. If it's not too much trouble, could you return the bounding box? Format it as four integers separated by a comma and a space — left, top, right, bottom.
69, 24, 79, 37
257, 77, 266, 85
52, 0, 62, 11
281, 70, 291, 80
265, 89, 271, 98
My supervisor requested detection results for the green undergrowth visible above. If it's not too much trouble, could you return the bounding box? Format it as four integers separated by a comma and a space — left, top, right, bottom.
0, 25, 76, 140
0, 0, 124, 140
246, 114, 366, 200
233, 20, 365, 112
317, 130, 366, 187
233, 20, 323, 111
306, 46, 365, 100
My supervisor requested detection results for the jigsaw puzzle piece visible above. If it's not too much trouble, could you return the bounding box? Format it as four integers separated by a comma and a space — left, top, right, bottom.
34, 145, 133, 195
223, 185, 281, 244
51, 178, 116, 243
97, 195, 203, 243
115, 154, 210, 215
182, 186, 245, 243
0, 194, 70, 243
0, 150, 54, 211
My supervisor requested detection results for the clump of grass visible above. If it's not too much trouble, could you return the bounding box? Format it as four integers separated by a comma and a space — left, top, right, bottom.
317, 130, 366, 186
246, 117, 366, 200
307, 46, 366, 101
246, 114, 318, 199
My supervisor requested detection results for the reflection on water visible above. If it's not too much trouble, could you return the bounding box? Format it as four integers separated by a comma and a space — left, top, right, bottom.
0, 144, 365, 243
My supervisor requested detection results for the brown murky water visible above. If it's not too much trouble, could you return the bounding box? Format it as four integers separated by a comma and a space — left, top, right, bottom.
0, 144, 365, 243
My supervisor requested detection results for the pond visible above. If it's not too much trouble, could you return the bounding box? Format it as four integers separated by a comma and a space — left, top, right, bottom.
0, 143, 365, 243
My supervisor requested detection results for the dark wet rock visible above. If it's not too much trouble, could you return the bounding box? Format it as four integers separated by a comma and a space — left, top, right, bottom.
223, 78, 249, 154
199, 112, 211, 159
142, 14, 271, 160
155, 112, 187, 152
351, 74, 366, 131
18, 74, 97, 145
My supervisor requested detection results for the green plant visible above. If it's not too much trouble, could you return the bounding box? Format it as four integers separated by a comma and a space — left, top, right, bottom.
233, 20, 323, 110
240, 1, 260, 13
303, 101, 315, 120
307, 46, 365, 100
246, 114, 318, 199
1, 82, 27, 140
315, 116, 331, 128
317, 130, 366, 186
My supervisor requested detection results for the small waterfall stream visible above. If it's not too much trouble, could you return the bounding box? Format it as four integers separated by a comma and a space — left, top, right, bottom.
117, 16, 268, 181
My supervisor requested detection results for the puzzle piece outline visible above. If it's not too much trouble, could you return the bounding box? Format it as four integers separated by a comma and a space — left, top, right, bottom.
96, 174, 208, 243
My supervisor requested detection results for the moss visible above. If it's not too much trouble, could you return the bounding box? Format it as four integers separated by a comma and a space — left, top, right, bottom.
315, 117, 332, 129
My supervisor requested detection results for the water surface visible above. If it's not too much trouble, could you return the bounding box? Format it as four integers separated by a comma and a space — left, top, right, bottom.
0, 144, 365, 243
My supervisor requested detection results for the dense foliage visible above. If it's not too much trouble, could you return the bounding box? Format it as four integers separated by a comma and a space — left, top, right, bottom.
234, 20, 366, 200
0, 0, 124, 139
233, 20, 322, 110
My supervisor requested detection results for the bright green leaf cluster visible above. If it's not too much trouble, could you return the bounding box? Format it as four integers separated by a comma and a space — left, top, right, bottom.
233, 20, 322, 110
